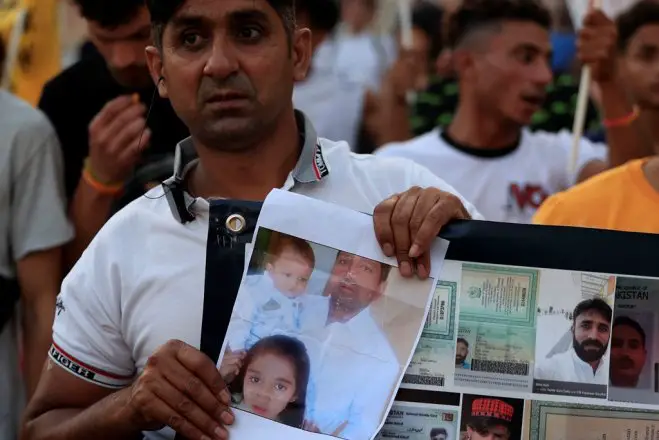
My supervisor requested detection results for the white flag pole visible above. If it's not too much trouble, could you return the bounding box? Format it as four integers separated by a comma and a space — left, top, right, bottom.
397, 0, 416, 105
568, 0, 603, 177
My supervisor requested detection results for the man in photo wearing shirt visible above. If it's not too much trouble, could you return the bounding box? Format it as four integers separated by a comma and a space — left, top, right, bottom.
21, 1, 481, 440
375, 0, 649, 224
534, 298, 612, 386
303, 252, 398, 439
533, 0, 659, 233
455, 338, 471, 369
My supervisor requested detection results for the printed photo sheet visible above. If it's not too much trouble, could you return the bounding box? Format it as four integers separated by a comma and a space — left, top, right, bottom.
391, 257, 659, 439
215, 189, 449, 440
377, 391, 659, 440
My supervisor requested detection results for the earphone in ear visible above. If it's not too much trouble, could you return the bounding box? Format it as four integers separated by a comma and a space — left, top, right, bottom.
158, 76, 165, 84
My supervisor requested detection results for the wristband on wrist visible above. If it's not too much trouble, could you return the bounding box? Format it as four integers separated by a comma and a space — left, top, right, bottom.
82, 158, 124, 195
603, 105, 640, 128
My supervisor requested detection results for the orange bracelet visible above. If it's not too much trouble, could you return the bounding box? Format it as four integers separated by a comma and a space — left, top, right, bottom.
603, 106, 640, 128
82, 168, 124, 195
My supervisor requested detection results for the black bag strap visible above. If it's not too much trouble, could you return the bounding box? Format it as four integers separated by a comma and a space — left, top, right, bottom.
173, 199, 262, 440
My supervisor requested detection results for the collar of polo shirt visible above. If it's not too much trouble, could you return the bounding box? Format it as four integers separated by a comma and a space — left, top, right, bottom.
162, 110, 332, 221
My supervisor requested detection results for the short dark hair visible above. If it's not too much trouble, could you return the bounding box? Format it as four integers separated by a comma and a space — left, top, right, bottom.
230, 335, 310, 428
447, 0, 551, 49
616, 0, 659, 52
267, 232, 316, 268
147, 0, 296, 47
412, 2, 445, 60
296, 0, 340, 34
393, 1, 445, 60
457, 337, 469, 347
573, 298, 612, 324
613, 315, 647, 347
430, 427, 448, 437
73, 0, 145, 28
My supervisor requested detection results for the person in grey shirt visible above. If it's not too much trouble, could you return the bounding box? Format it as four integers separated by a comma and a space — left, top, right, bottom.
0, 85, 74, 439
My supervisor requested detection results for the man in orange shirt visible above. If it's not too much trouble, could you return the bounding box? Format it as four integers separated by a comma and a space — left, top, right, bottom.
533, 0, 659, 233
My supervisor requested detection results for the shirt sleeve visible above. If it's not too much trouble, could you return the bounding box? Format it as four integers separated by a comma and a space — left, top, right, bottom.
409, 161, 485, 221
10, 112, 74, 260
554, 130, 608, 187
51, 220, 136, 389
339, 358, 400, 439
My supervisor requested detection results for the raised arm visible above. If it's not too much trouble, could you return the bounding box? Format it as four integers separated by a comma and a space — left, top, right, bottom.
38, 85, 151, 269
576, 8, 653, 183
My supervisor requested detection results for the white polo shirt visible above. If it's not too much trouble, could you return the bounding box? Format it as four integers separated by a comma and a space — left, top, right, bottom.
50, 112, 482, 440
376, 128, 608, 224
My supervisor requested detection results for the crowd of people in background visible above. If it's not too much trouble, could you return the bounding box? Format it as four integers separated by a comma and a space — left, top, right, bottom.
1, 0, 659, 438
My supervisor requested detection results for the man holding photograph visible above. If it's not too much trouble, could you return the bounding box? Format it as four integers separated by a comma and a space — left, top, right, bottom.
535, 298, 612, 385
22, 1, 482, 440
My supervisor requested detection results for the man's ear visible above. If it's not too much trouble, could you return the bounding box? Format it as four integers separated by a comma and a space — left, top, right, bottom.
145, 45, 168, 98
451, 48, 473, 80
435, 48, 454, 77
292, 28, 313, 82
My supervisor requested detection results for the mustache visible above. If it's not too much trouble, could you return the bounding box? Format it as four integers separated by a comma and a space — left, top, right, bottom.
580, 339, 605, 350
613, 356, 635, 369
200, 74, 256, 98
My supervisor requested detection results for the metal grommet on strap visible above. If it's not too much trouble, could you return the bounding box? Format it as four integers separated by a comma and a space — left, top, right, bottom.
225, 213, 247, 234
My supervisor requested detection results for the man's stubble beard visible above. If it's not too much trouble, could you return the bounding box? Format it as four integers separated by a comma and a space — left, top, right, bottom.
573, 335, 608, 363
195, 100, 283, 152
610, 371, 640, 388
611, 355, 641, 387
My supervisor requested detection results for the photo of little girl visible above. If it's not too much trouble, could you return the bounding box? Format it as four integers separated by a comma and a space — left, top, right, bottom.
227, 334, 311, 429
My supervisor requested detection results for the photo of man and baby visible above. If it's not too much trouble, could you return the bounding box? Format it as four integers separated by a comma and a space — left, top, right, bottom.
218, 229, 434, 440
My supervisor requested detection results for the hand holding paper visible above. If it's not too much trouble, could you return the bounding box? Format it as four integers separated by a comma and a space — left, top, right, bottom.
218, 189, 448, 440
373, 187, 471, 279
125, 339, 234, 440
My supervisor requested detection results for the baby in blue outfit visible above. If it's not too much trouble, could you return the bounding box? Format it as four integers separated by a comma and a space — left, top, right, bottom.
226, 233, 330, 353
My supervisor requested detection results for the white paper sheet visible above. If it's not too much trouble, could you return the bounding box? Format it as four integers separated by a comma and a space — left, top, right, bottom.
218, 189, 449, 440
